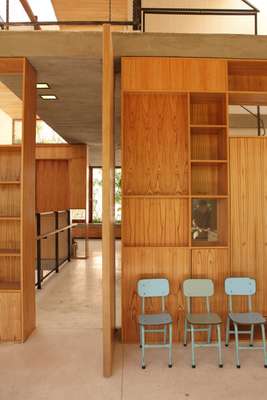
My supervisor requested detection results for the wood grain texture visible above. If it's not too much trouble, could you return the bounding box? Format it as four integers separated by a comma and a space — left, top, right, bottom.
0, 293, 21, 342
190, 93, 227, 126
0, 148, 21, 181
230, 137, 267, 314
51, 0, 128, 23
0, 186, 21, 217
191, 163, 228, 196
36, 144, 88, 211
72, 223, 121, 239
36, 160, 69, 212
0, 58, 24, 74
228, 60, 267, 92
191, 248, 229, 339
122, 58, 227, 92
0, 257, 20, 284
191, 127, 227, 161
102, 25, 115, 378
122, 247, 190, 343
21, 58, 37, 341
123, 93, 189, 195
123, 198, 188, 246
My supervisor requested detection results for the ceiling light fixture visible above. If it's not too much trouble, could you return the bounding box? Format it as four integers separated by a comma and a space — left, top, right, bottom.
40, 94, 57, 100
36, 83, 50, 89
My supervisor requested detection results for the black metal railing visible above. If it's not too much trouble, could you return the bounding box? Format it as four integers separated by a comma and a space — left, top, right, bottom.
36, 210, 73, 289
135, 0, 259, 34
0, 0, 260, 34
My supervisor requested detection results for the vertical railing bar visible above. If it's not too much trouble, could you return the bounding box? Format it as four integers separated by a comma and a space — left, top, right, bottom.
36, 213, 42, 289
55, 211, 59, 273
6, 0, 9, 30
67, 209, 71, 261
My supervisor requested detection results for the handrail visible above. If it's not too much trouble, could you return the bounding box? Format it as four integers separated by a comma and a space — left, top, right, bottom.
36, 223, 77, 241
1, 20, 134, 29
136, 0, 259, 34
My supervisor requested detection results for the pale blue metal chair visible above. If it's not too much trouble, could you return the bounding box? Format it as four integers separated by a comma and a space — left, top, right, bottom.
225, 277, 267, 368
183, 279, 223, 368
137, 278, 173, 369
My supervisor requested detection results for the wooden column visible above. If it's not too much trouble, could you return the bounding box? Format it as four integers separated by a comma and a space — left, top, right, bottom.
102, 24, 115, 377
21, 58, 37, 340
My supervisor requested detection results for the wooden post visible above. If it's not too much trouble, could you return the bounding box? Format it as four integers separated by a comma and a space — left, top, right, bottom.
102, 24, 115, 377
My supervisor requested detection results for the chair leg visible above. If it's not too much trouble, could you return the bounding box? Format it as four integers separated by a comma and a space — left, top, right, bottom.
217, 324, 223, 368
208, 325, 212, 344
139, 325, 142, 348
191, 324, 196, 368
234, 323, 240, 368
260, 323, 267, 368
249, 324, 254, 347
141, 325, 146, 369
225, 316, 230, 347
164, 325, 167, 345
168, 323, 173, 368
184, 318, 188, 347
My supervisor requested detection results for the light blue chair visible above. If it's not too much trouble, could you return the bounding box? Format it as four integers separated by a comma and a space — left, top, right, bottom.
137, 278, 173, 369
225, 277, 267, 368
183, 279, 223, 368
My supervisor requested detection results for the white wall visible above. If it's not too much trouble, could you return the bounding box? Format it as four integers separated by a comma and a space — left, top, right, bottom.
0, 109, 12, 144
142, 0, 267, 34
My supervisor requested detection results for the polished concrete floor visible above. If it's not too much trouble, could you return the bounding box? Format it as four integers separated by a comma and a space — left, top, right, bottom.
0, 240, 267, 400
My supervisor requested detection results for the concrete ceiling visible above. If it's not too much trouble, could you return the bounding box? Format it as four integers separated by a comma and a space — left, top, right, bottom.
1, 31, 267, 164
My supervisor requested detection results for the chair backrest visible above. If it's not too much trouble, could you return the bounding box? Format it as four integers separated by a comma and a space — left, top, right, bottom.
183, 279, 214, 297
225, 277, 256, 312
225, 277, 256, 296
138, 278, 169, 297
183, 279, 214, 313
137, 278, 169, 313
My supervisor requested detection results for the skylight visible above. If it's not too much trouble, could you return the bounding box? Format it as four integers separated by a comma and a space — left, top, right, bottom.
0, 0, 57, 25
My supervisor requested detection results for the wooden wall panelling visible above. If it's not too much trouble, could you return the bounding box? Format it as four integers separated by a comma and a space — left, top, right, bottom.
191, 127, 227, 161
0, 257, 20, 284
72, 223, 121, 239
0, 147, 21, 181
0, 221, 20, 250
36, 160, 69, 212
0, 293, 21, 342
190, 93, 227, 126
230, 138, 267, 314
122, 247, 190, 343
191, 249, 229, 339
35, 144, 88, 212
228, 60, 267, 92
123, 93, 189, 195
0, 58, 24, 74
122, 58, 227, 92
69, 154, 87, 209
21, 58, 37, 341
191, 163, 228, 196
0, 186, 21, 217
102, 24, 115, 378
123, 198, 188, 246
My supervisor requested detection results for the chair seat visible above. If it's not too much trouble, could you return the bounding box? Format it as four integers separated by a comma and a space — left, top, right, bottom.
186, 312, 222, 325
138, 312, 172, 326
229, 312, 266, 325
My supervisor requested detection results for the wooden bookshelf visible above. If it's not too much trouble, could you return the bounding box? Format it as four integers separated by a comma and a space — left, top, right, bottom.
0, 58, 36, 343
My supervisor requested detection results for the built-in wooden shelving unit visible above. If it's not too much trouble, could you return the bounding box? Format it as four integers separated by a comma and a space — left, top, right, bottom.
0, 58, 36, 343
121, 56, 267, 344
189, 92, 229, 248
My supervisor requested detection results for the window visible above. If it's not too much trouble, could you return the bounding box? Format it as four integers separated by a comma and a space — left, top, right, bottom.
13, 119, 66, 144
90, 167, 121, 224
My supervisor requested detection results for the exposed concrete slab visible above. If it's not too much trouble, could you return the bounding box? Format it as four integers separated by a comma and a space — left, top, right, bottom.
113, 32, 267, 60
1, 31, 267, 164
